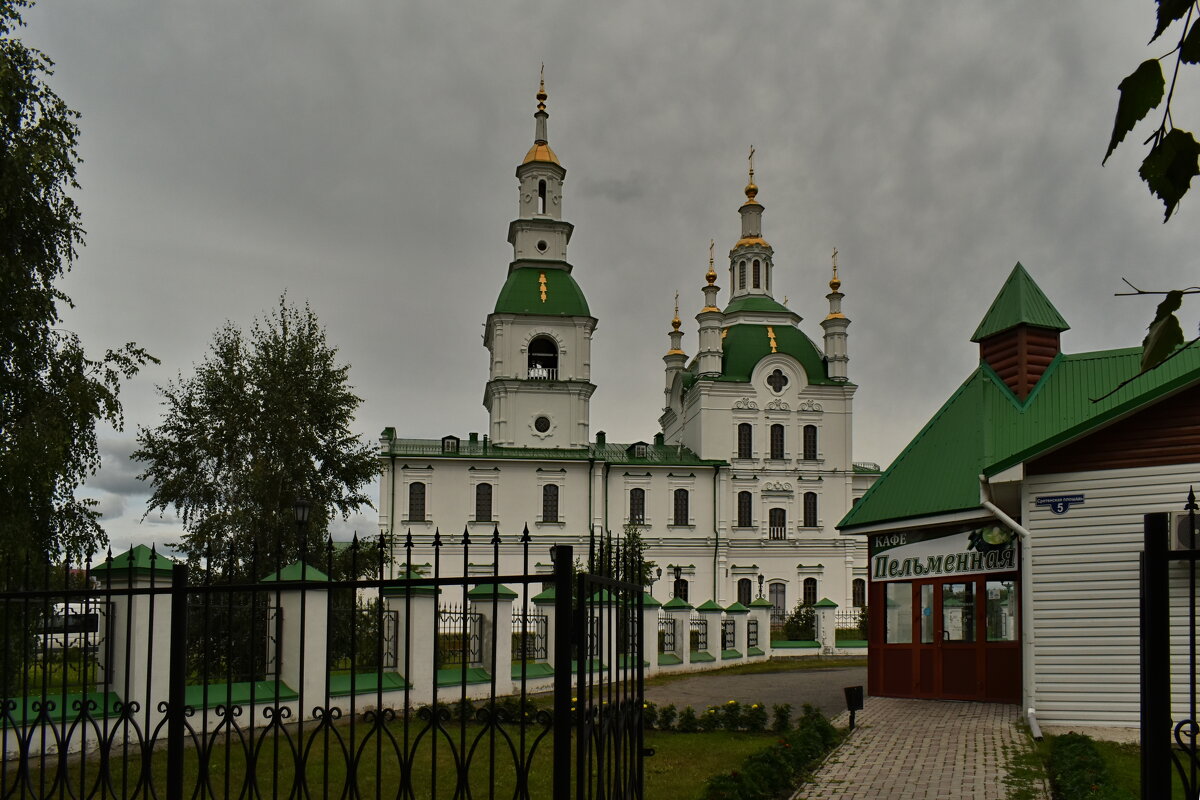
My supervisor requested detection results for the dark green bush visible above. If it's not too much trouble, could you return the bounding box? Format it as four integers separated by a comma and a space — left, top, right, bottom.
642, 701, 658, 730
677, 705, 699, 733
719, 700, 743, 731
782, 604, 816, 641
657, 703, 677, 730
744, 702, 768, 733
698, 705, 720, 732
771, 703, 792, 732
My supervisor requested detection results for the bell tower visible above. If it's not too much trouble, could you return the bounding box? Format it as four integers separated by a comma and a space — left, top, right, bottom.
483, 73, 598, 448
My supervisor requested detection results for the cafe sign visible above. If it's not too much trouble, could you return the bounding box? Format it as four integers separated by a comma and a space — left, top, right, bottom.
869, 525, 1017, 583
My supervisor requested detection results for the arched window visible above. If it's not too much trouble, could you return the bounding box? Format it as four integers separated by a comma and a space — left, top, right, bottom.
803, 492, 818, 527
737, 578, 752, 606
528, 336, 558, 379
803, 425, 818, 460
752, 259, 761, 288
673, 488, 689, 526
542, 484, 559, 523
408, 482, 426, 522
738, 261, 746, 290
673, 577, 689, 601
853, 578, 866, 608
769, 424, 785, 459
737, 491, 753, 527
736, 423, 753, 459
803, 578, 818, 606
629, 487, 645, 525
475, 483, 493, 522
537, 179, 546, 214
768, 507, 787, 540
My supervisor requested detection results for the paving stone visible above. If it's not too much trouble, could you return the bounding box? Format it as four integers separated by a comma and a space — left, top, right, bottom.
792, 698, 1048, 800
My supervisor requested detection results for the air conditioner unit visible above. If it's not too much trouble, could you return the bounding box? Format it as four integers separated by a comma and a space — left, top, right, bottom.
1168, 510, 1200, 552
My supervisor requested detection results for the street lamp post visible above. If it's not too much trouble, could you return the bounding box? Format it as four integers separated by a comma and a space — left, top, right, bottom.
293, 498, 311, 565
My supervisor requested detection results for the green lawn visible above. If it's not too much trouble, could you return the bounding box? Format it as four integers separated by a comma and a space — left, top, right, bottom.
1035, 735, 1189, 800
6, 718, 777, 799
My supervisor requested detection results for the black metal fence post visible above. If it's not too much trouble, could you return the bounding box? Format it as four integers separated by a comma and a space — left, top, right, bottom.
1141, 512, 1170, 800
552, 545, 572, 800
166, 562, 189, 798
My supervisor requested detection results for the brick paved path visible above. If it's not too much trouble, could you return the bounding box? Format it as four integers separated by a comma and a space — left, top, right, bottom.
794, 698, 1048, 800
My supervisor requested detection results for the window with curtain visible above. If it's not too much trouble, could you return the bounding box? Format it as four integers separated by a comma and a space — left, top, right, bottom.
737, 491, 753, 527
629, 487, 645, 524
542, 484, 559, 523
803, 577, 817, 606
672, 488, 689, 525
803, 492, 818, 527
408, 482, 426, 522
737, 423, 753, 459
769, 424, 784, 459
803, 425, 818, 460
475, 483, 493, 522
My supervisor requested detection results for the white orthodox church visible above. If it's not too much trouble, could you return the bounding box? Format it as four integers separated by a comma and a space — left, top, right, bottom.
378, 80, 879, 614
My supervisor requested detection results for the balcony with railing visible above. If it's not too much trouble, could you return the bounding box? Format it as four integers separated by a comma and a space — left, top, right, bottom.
768, 526, 787, 540
527, 366, 558, 380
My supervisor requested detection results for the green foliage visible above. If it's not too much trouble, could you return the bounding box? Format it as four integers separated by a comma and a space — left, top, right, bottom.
698, 706, 720, 732
1106, 1, 1200, 222
771, 703, 792, 732
642, 701, 658, 729
1141, 289, 1187, 372
857, 606, 869, 639
657, 703, 677, 730
1045, 732, 1131, 800
743, 702, 768, 733
0, 0, 153, 566
697, 708, 843, 800
782, 603, 816, 641
1104, 60, 1165, 164
677, 705, 699, 733
134, 296, 377, 578
719, 699, 743, 731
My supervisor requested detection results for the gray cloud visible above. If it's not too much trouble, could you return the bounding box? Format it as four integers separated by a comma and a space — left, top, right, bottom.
17, 0, 1199, 551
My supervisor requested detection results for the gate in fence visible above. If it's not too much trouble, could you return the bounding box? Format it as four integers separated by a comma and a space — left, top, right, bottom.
1140, 494, 1200, 800
1, 528, 644, 799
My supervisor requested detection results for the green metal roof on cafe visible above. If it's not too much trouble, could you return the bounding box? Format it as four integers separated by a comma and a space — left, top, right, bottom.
493, 267, 591, 317
839, 344, 1200, 532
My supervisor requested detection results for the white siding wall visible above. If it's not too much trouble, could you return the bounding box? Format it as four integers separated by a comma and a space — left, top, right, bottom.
1024, 463, 1200, 728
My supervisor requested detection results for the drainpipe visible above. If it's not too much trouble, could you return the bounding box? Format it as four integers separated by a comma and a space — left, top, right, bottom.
979, 474, 1041, 740
388, 454, 396, 579
712, 467, 721, 601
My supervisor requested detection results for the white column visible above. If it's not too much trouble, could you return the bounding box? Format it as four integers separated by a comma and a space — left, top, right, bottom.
469, 583, 516, 697
385, 579, 439, 706
663, 598, 692, 667
815, 598, 838, 653
270, 563, 328, 719
641, 593, 662, 675
532, 588, 558, 672
748, 598, 773, 659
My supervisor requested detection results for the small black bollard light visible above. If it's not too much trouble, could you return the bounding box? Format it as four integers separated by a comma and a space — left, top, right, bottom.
843, 685, 864, 731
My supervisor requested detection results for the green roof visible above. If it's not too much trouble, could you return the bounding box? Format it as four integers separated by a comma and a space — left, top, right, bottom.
92, 544, 174, 576
722, 295, 793, 315
663, 596, 692, 610
262, 562, 329, 583
724, 601, 749, 613
840, 344, 1200, 531
718, 324, 839, 385
494, 267, 590, 317
466, 583, 518, 600
814, 598, 838, 608
695, 599, 723, 611
970, 263, 1069, 342
641, 592, 662, 607
380, 435, 723, 466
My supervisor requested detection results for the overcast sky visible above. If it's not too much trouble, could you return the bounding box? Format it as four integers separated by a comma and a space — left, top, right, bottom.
23, 1, 1200, 553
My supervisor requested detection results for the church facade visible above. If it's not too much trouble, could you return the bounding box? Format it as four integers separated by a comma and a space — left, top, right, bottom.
378, 81, 879, 612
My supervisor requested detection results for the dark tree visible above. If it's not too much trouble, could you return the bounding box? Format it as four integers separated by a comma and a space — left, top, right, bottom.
134, 296, 378, 577
0, 0, 152, 566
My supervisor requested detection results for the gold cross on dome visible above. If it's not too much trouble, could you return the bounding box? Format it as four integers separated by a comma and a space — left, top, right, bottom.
708, 239, 715, 266
748, 145, 756, 178
832, 247, 838, 276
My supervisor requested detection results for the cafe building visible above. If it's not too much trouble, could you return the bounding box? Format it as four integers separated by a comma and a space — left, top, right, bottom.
838, 263, 1200, 729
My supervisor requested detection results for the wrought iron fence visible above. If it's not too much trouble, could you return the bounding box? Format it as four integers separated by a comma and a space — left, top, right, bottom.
689, 615, 707, 652
512, 611, 548, 661
721, 619, 735, 651
657, 617, 675, 654
0, 526, 644, 799
747, 618, 759, 649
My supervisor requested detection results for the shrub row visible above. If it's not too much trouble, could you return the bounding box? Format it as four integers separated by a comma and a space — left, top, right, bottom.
697, 705, 841, 800
643, 700, 792, 733
1045, 733, 1130, 800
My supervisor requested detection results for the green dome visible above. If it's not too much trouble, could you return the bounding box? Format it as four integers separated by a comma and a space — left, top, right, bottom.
494, 267, 591, 317
719, 323, 837, 385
